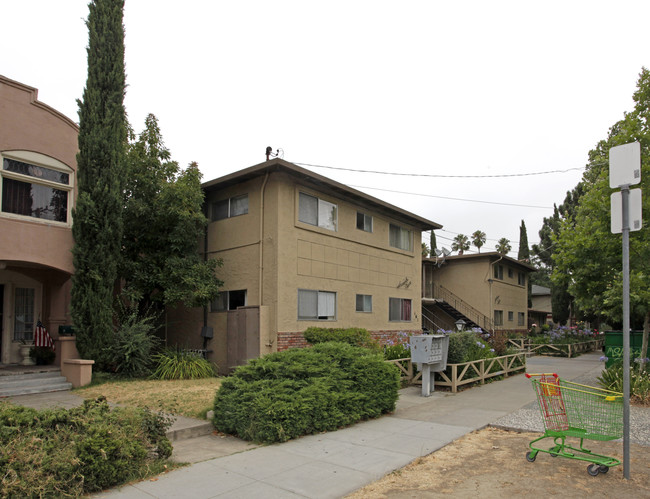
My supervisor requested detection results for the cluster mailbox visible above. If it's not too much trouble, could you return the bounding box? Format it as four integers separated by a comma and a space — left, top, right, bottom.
410, 334, 450, 396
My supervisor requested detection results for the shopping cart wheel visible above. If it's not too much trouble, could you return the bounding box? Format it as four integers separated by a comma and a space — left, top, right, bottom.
599, 465, 609, 474
526, 451, 536, 462
587, 464, 601, 476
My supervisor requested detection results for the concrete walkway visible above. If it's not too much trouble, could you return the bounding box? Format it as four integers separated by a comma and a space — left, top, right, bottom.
3, 352, 608, 498
82, 352, 605, 498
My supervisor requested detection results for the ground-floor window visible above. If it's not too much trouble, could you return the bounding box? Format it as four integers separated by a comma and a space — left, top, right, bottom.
211, 289, 247, 312
355, 294, 372, 313
298, 289, 336, 320
389, 297, 411, 322
518, 312, 525, 326
13, 287, 34, 341
494, 310, 503, 326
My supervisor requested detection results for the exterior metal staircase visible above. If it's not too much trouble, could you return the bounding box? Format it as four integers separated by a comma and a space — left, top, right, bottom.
0, 368, 72, 397
425, 283, 494, 333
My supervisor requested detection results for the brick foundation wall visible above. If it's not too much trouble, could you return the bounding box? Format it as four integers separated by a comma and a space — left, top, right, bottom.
276, 329, 423, 351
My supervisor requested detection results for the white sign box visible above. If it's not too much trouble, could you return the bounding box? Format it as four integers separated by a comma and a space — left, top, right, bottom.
611, 189, 643, 234
610, 142, 641, 188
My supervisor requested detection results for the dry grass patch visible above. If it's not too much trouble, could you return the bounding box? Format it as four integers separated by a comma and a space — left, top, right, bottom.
74, 376, 221, 419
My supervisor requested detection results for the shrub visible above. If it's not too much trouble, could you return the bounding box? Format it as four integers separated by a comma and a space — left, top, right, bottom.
0, 398, 172, 496
151, 348, 216, 380
110, 307, 159, 377
597, 362, 650, 403
213, 342, 399, 443
29, 346, 56, 365
303, 327, 380, 351
446, 331, 495, 364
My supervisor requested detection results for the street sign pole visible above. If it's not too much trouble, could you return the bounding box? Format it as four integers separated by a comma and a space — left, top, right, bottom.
621, 185, 631, 480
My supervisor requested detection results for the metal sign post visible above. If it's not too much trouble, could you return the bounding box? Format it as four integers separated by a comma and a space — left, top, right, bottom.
609, 141, 642, 480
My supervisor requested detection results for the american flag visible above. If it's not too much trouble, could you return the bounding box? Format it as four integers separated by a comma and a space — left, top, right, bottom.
34, 320, 55, 351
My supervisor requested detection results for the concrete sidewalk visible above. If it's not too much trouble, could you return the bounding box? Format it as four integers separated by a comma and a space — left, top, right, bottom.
87, 352, 605, 498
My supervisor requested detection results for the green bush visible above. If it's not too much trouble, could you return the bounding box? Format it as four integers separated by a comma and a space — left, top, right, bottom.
0, 398, 172, 496
29, 346, 56, 365
213, 342, 399, 443
151, 348, 216, 380
597, 361, 650, 403
303, 327, 380, 351
446, 331, 496, 364
110, 307, 159, 377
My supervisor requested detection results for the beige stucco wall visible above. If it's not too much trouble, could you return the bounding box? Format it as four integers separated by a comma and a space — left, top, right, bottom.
0, 75, 77, 364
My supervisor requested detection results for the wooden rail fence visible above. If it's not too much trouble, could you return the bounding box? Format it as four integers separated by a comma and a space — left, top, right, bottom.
386, 351, 527, 393
507, 338, 604, 358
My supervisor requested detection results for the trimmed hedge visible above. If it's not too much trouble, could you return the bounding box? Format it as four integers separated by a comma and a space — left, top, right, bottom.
303, 327, 380, 350
213, 342, 399, 443
0, 398, 172, 496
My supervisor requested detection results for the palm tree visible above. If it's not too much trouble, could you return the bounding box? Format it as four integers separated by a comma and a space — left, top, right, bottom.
496, 237, 512, 255
471, 230, 486, 253
451, 234, 470, 255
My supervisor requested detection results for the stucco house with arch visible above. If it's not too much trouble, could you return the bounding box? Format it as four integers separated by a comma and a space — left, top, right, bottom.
0, 75, 77, 365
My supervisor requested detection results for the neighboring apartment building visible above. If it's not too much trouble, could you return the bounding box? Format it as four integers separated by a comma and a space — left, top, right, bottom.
422, 252, 535, 334
529, 284, 553, 327
0, 75, 77, 364
167, 158, 441, 373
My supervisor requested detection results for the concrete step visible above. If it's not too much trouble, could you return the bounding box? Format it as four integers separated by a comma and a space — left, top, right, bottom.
166, 414, 214, 441
0, 370, 72, 397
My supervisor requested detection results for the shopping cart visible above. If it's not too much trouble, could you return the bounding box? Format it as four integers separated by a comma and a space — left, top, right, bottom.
525, 373, 623, 476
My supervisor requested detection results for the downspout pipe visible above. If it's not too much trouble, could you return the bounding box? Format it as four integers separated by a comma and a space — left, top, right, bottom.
259, 173, 269, 305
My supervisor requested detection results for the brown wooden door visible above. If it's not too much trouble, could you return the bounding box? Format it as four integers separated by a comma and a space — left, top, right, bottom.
226, 306, 260, 371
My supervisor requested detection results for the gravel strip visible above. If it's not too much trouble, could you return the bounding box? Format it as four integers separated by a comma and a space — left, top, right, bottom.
492, 369, 650, 446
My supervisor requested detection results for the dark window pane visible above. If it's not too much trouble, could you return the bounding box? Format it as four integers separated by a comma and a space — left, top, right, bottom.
3, 158, 69, 185
298, 193, 318, 226
229, 290, 247, 309
212, 199, 229, 221
2, 178, 67, 222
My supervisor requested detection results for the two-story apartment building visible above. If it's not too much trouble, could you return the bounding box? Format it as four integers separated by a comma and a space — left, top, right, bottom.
422, 252, 535, 334
167, 158, 441, 373
0, 75, 77, 364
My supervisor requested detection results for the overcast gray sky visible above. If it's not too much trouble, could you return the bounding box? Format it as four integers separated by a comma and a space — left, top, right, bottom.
3, 1, 649, 255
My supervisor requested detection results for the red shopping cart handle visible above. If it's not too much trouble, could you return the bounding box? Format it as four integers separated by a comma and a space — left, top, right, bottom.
525, 373, 558, 378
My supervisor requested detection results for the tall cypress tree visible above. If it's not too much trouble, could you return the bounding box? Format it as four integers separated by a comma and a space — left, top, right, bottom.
518, 220, 530, 261
71, 0, 127, 369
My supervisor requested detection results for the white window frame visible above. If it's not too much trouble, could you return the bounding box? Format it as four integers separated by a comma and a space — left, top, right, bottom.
211, 194, 249, 221
355, 294, 372, 313
356, 212, 373, 233
1, 151, 74, 226
298, 289, 337, 320
298, 192, 338, 231
389, 224, 413, 251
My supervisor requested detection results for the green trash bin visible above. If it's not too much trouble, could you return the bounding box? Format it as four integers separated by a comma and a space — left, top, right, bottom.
604, 331, 644, 368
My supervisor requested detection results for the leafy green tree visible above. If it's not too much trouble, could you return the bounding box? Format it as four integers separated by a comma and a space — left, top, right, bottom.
422, 242, 430, 257
471, 230, 486, 253
71, 0, 127, 368
451, 234, 470, 255
121, 114, 223, 314
553, 67, 650, 366
495, 238, 511, 255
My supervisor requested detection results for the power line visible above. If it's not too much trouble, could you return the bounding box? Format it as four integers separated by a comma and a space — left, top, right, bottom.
296, 161, 585, 179
349, 184, 551, 209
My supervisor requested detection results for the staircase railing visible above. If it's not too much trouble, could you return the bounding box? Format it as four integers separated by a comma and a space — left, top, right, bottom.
421, 307, 444, 332
431, 283, 495, 332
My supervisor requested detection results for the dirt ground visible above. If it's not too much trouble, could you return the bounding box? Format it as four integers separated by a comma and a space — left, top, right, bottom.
347, 427, 650, 498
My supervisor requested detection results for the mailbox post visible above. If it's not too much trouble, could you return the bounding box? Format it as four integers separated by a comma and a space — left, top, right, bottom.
410, 334, 450, 396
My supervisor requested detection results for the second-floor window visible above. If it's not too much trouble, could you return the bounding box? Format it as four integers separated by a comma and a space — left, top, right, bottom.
356, 212, 373, 232
212, 194, 248, 221
389, 224, 412, 251
2, 157, 71, 224
518, 272, 526, 286
298, 192, 337, 231
493, 264, 504, 280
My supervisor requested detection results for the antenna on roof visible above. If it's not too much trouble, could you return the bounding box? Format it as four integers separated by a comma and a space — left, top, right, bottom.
265, 147, 284, 161
435, 247, 451, 268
